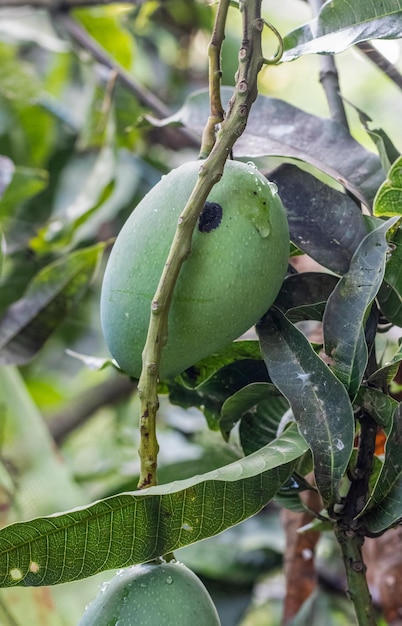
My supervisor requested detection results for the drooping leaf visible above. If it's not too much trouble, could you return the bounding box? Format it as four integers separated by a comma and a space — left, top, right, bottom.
0, 167, 48, 224
323, 217, 399, 396
355, 386, 398, 430
377, 225, 402, 325
0, 426, 307, 587
151, 88, 384, 207
170, 356, 269, 431
275, 272, 339, 323
0, 243, 105, 365
74, 7, 135, 70
219, 381, 286, 443
374, 155, 402, 217
271, 165, 368, 273
178, 340, 263, 389
282, 0, 402, 61
360, 403, 402, 533
257, 309, 354, 505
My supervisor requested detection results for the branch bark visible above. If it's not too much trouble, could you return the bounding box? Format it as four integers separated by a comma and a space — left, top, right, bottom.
137, 0, 268, 489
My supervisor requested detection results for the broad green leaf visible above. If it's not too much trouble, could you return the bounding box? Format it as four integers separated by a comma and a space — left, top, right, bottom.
374, 155, 402, 217
323, 217, 399, 396
275, 273, 339, 323
355, 386, 398, 430
282, 0, 402, 61
152, 88, 385, 207
360, 403, 402, 533
271, 165, 368, 274
0, 427, 307, 587
377, 226, 402, 325
0, 243, 105, 365
219, 381, 286, 443
170, 357, 269, 431
74, 7, 135, 70
30, 146, 116, 252
0, 167, 48, 222
178, 340, 263, 389
257, 309, 354, 505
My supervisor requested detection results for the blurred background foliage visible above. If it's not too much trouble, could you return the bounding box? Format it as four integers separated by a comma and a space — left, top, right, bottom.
0, 1, 401, 624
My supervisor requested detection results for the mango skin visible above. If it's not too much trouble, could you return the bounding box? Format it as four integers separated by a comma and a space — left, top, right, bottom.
77, 562, 221, 626
100, 160, 289, 379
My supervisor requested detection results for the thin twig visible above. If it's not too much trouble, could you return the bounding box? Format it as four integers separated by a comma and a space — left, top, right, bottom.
357, 41, 402, 91
199, 0, 230, 159
309, 0, 348, 127
58, 13, 171, 118
137, 0, 268, 489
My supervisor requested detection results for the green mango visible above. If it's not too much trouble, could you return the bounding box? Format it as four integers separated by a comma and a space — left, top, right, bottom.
100, 159, 289, 379
77, 562, 221, 625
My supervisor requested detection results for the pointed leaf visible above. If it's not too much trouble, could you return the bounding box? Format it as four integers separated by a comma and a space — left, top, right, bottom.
0, 427, 307, 587
271, 165, 368, 273
374, 155, 402, 217
361, 403, 402, 533
355, 386, 398, 430
377, 225, 402, 325
275, 272, 339, 322
157, 88, 384, 208
283, 0, 402, 61
257, 309, 354, 505
219, 382, 287, 444
0, 243, 105, 365
323, 217, 399, 395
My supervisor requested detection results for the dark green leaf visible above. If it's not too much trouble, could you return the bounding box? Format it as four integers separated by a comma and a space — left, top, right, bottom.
0, 167, 48, 225
178, 340, 263, 389
361, 403, 402, 533
170, 357, 269, 431
275, 273, 339, 322
219, 381, 286, 444
272, 164, 369, 273
238, 394, 290, 456
323, 217, 399, 396
374, 155, 402, 217
283, 0, 402, 61
378, 226, 402, 325
355, 386, 397, 430
0, 427, 307, 587
257, 309, 354, 505
157, 88, 384, 207
0, 243, 105, 365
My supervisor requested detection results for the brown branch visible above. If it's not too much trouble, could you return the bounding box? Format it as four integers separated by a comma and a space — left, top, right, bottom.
357, 41, 402, 91
48, 375, 136, 444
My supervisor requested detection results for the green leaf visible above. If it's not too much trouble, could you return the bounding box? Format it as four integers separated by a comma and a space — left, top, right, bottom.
355, 386, 397, 430
275, 272, 339, 323
323, 217, 399, 396
219, 381, 286, 444
272, 165, 369, 274
0, 427, 307, 587
74, 7, 135, 70
360, 403, 402, 533
170, 357, 269, 431
238, 393, 290, 456
0, 243, 105, 365
0, 167, 48, 223
374, 155, 402, 217
157, 88, 385, 208
282, 0, 402, 61
257, 309, 354, 505
377, 226, 402, 325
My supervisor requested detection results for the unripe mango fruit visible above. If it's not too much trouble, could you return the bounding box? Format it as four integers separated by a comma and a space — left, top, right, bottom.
100, 160, 289, 379
77, 562, 221, 625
